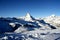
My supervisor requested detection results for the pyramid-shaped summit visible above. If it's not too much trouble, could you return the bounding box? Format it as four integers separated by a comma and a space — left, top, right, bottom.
25, 12, 35, 21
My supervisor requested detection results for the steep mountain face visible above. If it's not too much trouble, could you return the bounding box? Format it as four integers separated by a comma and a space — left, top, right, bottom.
24, 13, 35, 21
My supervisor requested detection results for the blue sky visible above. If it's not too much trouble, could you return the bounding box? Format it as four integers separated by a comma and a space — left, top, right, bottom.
0, 0, 60, 17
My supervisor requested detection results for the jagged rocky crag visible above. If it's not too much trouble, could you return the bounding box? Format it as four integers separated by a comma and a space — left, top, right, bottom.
0, 13, 60, 40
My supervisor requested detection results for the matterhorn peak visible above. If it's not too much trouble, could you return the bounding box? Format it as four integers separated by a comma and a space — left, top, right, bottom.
25, 12, 31, 18
25, 12, 35, 21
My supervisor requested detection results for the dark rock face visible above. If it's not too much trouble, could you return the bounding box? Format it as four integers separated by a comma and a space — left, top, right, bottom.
0, 18, 13, 33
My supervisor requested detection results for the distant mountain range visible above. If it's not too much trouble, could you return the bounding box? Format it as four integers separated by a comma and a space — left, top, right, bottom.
0, 13, 60, 40
0, 13, 60, 33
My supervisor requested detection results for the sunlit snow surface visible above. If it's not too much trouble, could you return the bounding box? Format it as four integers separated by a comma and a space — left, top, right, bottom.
0, 14, 60, 40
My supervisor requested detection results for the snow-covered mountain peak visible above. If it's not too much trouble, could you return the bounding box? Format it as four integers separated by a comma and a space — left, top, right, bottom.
24, 12, 35, 21
43, 14, 57, 20
49, 14, 56, 18
25, 12, 31, 18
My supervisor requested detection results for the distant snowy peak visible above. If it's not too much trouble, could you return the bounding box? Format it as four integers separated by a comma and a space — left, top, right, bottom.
24, 13, 35, 21
44, 14, 60, 20
50, 14, 56, 17
43, 14, 57, 20
45, 14, 57, 19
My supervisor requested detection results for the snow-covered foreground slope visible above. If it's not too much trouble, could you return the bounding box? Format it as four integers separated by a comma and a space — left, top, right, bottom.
0, 13, 60, 40
0, 30, 60, 40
